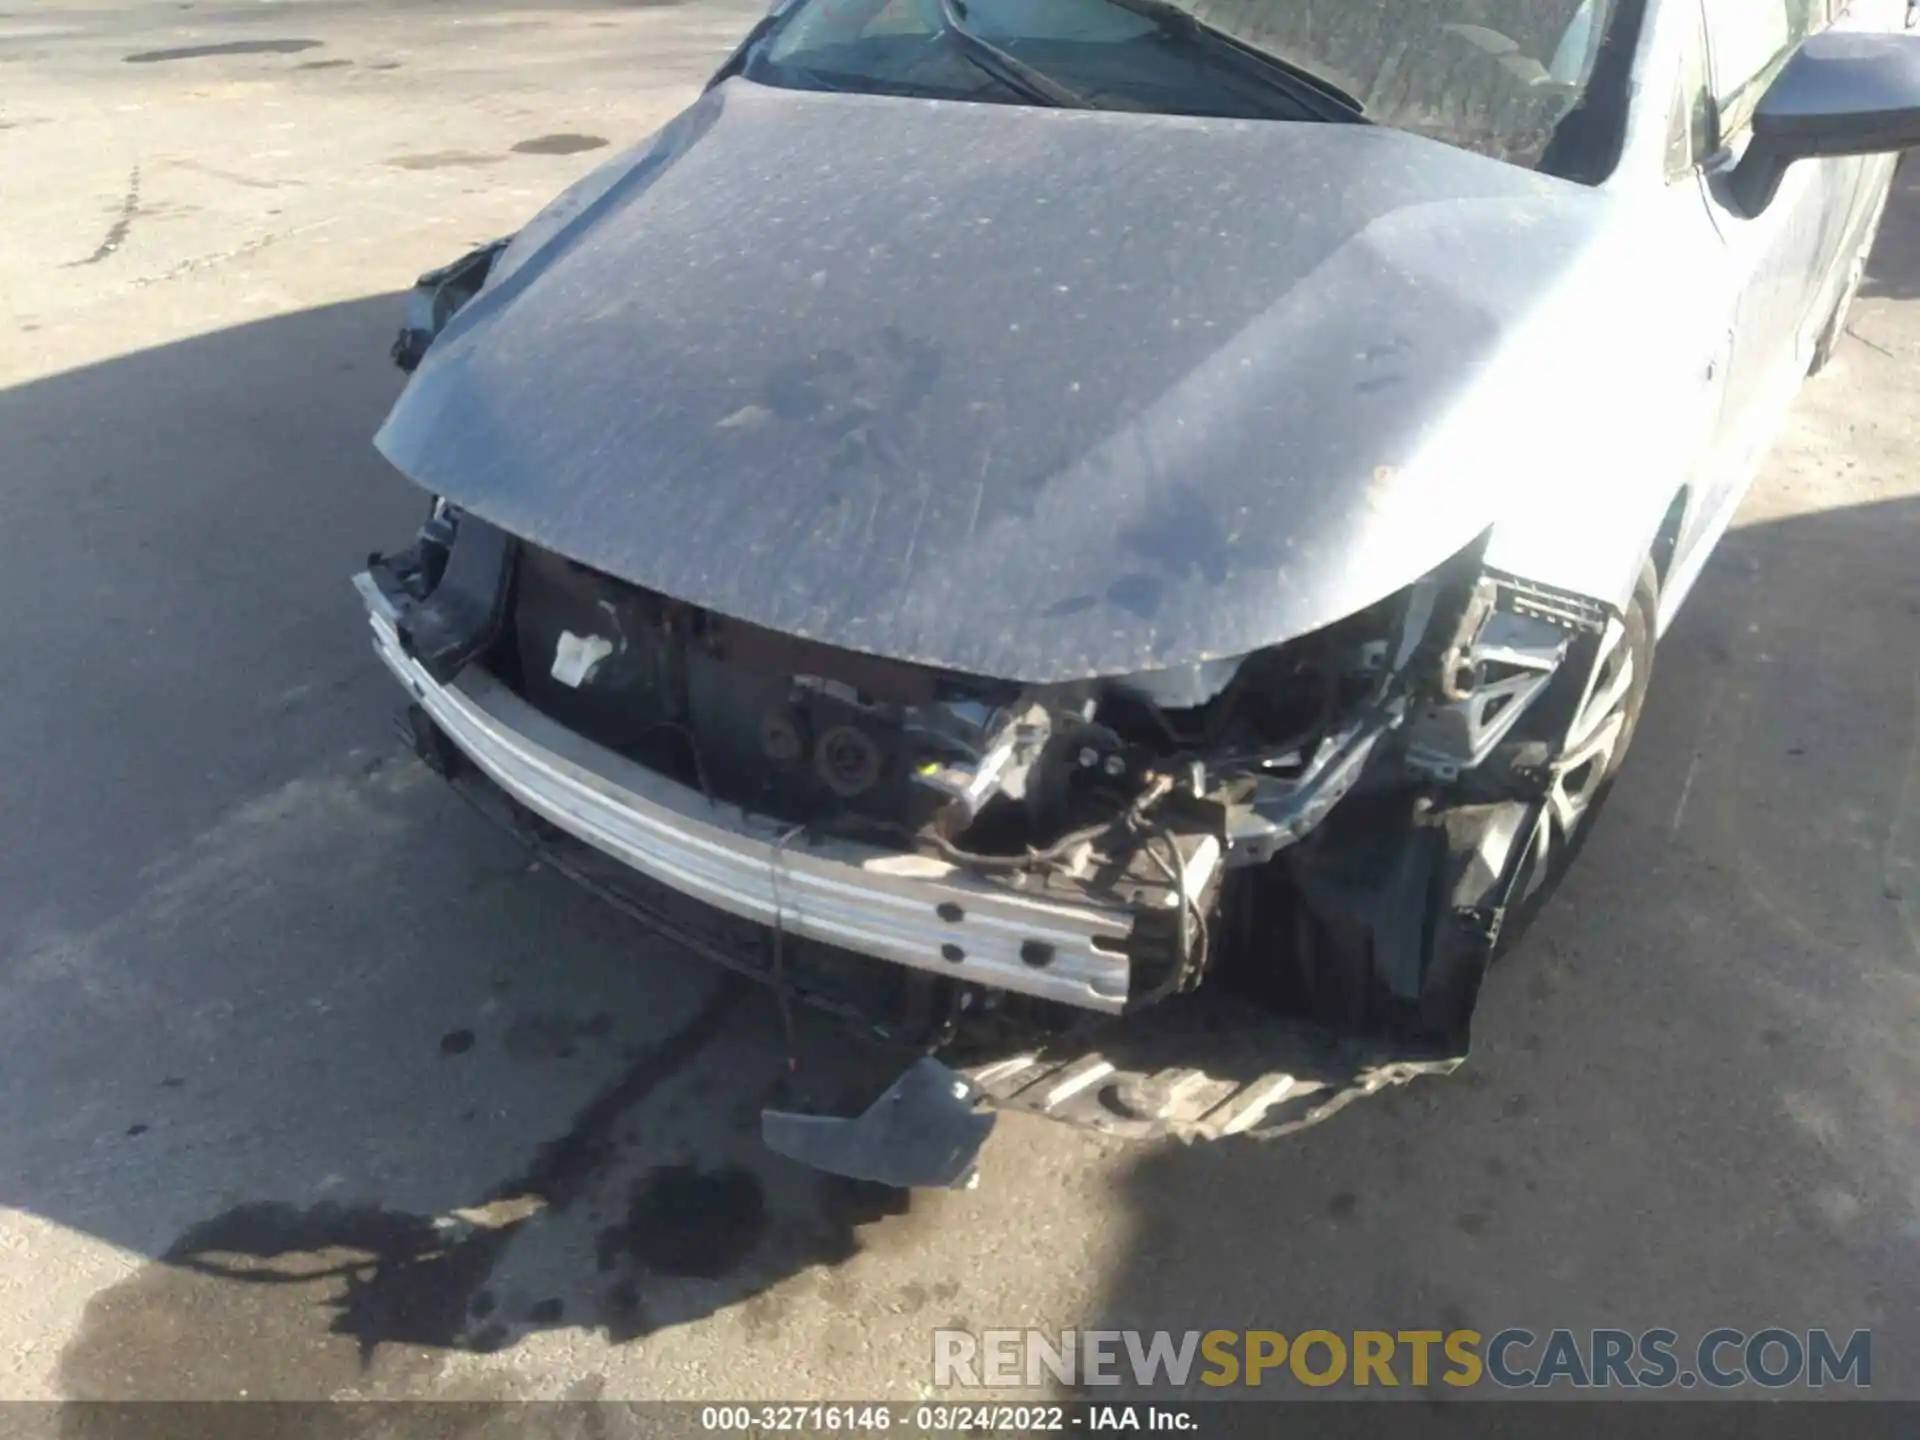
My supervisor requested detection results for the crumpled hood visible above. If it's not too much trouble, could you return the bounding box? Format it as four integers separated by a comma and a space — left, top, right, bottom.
376, 78, 1612, 682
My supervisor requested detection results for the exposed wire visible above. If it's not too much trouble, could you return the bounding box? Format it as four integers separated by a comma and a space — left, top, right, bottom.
926, 817, 1118, 872
1134, 817, 1210, 1007
767, 820, 808, 1074
631, 719, 716, 806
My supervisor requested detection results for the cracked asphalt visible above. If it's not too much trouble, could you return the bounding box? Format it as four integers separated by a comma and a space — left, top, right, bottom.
3, 0, 1919, 1407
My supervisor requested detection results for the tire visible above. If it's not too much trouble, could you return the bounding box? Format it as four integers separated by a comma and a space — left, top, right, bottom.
1497, 560, 1658, 950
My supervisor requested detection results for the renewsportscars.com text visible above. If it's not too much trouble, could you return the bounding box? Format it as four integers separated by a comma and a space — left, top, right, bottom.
932, 1327, 1871, 1391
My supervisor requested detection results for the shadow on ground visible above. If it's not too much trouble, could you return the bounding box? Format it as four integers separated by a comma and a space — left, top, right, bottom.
4, 164, 1918, 1407
1861, 156, 1920, 304
0, 298, 933, 1405
1090, 160, 1920, 1395
1089, 489, 1920, 1396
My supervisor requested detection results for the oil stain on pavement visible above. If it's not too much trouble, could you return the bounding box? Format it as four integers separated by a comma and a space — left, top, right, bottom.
385, 152, 506, 172
58, 981, 746, 1397
56, 976, 937, 1398
511, 135, 609, 156
598, 1164, 768, 1281
123, 39, 322, 63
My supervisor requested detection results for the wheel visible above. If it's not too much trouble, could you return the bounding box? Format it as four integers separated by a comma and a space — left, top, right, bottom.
1810, 176, 1893, 376
1498, 561, 1657, 946
1229, 563, 1658, 1027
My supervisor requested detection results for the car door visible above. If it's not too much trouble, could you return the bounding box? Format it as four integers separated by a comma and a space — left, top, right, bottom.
1643, 0, 1746, 610
1686, 0, 1850, 519
1817, 0, 1910, 301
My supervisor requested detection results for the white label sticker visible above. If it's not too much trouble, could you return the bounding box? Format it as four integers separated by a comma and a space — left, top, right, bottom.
550, 631, 615, 689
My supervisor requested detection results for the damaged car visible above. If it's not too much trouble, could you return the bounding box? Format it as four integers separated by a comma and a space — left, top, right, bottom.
357, 0, 1920, 1182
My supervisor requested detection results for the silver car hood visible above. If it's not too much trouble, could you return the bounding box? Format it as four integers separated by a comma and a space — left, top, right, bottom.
376, 78, 1613, 682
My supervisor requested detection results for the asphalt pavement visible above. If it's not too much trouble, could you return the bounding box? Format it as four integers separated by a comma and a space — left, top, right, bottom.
2, 0, 1918, 1406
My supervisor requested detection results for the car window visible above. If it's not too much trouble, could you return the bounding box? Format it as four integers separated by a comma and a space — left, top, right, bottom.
1664, 0, 1716, 175
1700, 0, 1824, 135
749, 0, 1650, 181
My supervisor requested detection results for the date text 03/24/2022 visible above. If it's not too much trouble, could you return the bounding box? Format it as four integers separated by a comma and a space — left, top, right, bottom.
698, 1405, 1190, 1432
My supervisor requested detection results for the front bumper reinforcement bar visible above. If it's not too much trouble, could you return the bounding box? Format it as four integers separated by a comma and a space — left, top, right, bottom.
356, 573, 1138, 1014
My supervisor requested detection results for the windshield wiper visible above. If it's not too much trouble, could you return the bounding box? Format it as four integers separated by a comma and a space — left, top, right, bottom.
1092, 0, 1368, 122
934, 0, 1091, 109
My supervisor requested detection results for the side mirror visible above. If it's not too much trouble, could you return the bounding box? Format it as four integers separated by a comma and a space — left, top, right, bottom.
1730, 29, 1920, 215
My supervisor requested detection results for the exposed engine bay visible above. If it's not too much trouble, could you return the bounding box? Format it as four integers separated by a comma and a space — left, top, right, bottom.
366, 497, 1607, 1059
359, 237, 1635, 1186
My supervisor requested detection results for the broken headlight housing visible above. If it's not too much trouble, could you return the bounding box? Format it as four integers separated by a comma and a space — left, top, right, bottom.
391, 237, 513, 373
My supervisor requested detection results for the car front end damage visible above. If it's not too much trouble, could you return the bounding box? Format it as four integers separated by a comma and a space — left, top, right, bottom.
357, 482, 1612, 1179
360, 171, 1642, 1185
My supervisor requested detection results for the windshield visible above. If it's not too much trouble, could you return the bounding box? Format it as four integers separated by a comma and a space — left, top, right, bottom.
746, 0, 1643, 179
